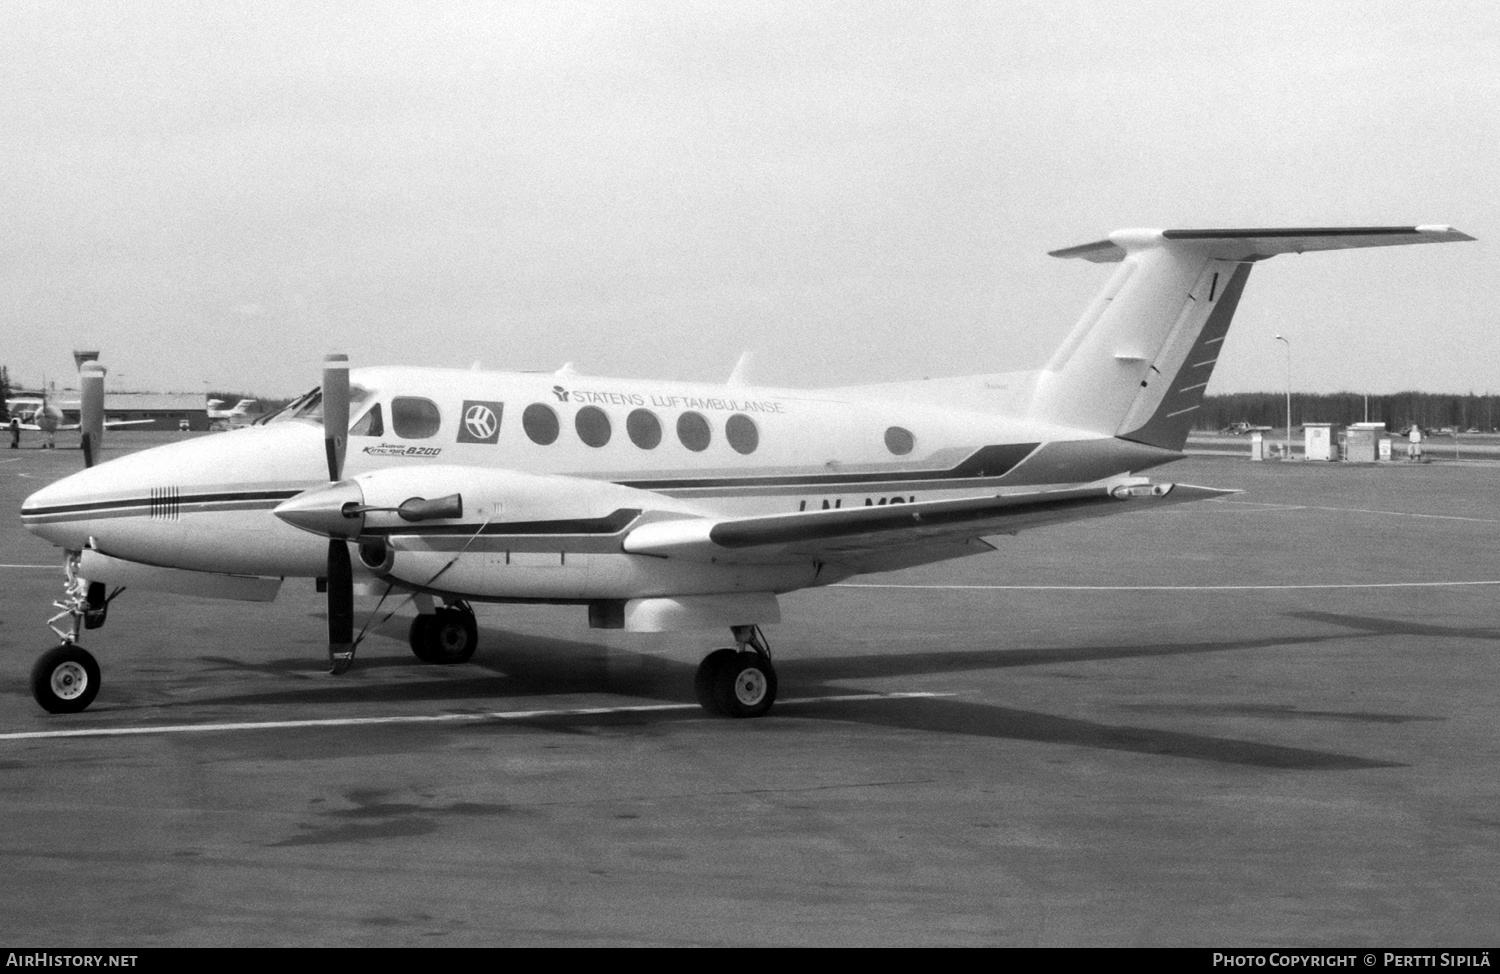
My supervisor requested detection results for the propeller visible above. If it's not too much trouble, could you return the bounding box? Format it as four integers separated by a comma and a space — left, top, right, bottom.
79, 363, 105, 469
322, 353, 355, 674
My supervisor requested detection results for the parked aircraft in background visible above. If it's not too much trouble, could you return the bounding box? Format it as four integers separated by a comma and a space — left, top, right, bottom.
7, 382, 151, 449
18, 224, 1474, 716
207, 398, 259, 430
6, 395, 45, 421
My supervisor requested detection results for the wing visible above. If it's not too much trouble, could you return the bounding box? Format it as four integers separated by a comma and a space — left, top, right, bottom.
16, 419, 157, 431
623, 481, 1234, 572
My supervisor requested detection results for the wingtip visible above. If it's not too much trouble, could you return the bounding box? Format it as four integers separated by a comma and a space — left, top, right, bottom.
1173, 484, 1242, 500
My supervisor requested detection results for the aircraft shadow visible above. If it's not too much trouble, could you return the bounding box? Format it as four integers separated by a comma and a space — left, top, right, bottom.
1288, 610, 1500, 642
170, 618, 1401, 771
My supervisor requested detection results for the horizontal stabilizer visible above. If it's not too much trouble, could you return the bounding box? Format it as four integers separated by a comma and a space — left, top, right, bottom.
1049, 225, 1473, 263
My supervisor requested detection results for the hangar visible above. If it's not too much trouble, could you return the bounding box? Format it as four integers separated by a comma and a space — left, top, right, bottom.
102, 392, 210, 432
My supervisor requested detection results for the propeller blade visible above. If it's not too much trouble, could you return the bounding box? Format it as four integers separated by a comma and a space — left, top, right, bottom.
79, 363, 105, 469
322, 353, 350, 482
327, 538, 355, 674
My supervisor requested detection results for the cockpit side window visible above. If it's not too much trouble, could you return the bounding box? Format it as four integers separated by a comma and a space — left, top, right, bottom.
391, 396, 441, 439
350, 402, 384, 437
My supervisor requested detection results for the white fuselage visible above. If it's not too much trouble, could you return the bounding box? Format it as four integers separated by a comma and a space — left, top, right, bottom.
21, 366, 1173, 602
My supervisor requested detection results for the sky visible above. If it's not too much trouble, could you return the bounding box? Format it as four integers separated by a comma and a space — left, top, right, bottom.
2, 0, 1495, 398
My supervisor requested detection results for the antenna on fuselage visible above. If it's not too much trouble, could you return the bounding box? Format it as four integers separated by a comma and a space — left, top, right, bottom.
727, 351, 756, 388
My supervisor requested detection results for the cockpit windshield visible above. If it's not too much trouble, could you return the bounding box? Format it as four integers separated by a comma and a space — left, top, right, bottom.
259, 385, 374, 427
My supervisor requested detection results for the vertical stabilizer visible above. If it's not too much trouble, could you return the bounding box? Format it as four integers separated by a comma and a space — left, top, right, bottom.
1029, 226, 1473, 451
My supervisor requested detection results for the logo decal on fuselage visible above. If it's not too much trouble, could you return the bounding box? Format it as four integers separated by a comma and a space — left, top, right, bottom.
552, 385, 788, 413
363, 443, 443, 458
457, 400, 504, 444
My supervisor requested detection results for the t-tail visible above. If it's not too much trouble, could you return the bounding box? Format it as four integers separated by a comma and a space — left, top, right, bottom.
1028, 226, 1474, 451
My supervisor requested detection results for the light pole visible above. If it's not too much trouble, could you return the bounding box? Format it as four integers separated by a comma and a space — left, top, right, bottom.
1274, 334, 1291, 459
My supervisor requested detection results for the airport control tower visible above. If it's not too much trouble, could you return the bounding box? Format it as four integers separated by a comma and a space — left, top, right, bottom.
73, 350, 100, 371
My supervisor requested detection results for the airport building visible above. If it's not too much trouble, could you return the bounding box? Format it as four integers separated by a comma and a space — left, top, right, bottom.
103, 392, 211, 431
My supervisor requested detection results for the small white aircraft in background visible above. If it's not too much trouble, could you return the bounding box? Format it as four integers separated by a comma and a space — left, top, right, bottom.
8, 373, 152, 450
206, 398, 258, 429
19, 225, 1474, 715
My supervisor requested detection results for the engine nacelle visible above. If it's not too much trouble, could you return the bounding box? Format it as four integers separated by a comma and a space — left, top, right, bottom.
278, 465, 816, 601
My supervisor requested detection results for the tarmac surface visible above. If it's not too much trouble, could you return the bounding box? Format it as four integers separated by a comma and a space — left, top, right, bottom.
2, 433, 1499, 946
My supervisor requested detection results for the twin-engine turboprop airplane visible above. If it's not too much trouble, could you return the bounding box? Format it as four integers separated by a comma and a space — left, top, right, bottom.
19, 225, 1474, 716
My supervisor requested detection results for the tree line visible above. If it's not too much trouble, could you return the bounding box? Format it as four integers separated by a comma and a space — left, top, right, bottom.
1200, 392, 1500, 432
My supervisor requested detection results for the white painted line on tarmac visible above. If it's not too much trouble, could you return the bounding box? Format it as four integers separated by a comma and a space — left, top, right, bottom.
0, 692, 955, 742
1219, 499, 1500, 523
0, 564, 55, 570
836, 581, 1500, 592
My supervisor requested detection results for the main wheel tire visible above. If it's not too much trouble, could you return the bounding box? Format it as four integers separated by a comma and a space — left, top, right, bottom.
694, 648, 740, 715
712, 651, 777, 719
408, 614, 435, 661
411, 607, 478, 664
31, 644, 101, 714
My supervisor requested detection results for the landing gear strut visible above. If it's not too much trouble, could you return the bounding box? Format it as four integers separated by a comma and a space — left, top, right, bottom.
32, 554, 122, 713
695, 624, 777, 718
408, 600, 479, 664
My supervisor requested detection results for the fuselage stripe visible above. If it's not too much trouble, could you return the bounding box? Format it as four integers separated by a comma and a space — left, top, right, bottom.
21, 444, 1043, 522
22, 489, 304, 519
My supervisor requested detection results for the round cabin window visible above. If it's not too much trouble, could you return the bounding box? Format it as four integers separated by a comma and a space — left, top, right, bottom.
677, 411, 711, 452
626, 409, 662, 449
725, 414, 759, 455
522, 403, 560, 445
575, 406, 611, 448
885, 426, 915, 456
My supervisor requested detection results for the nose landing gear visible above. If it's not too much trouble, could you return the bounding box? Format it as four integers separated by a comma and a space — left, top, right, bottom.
695, 624, 778, 718
31, 553, 123, 714
32, 644, 100, 714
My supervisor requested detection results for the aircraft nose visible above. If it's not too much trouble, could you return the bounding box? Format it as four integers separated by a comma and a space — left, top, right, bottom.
274, 481, 366, 539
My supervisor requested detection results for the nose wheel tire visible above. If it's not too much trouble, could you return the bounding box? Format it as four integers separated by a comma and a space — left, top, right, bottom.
32, 645, 101, 714
408, 607, 478, 664
695, 648, 777, 719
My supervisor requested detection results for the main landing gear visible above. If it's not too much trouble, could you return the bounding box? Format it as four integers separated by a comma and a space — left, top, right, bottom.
408, 600, 478, 664
32, 556, 120, 714
695, 625, 778, 719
